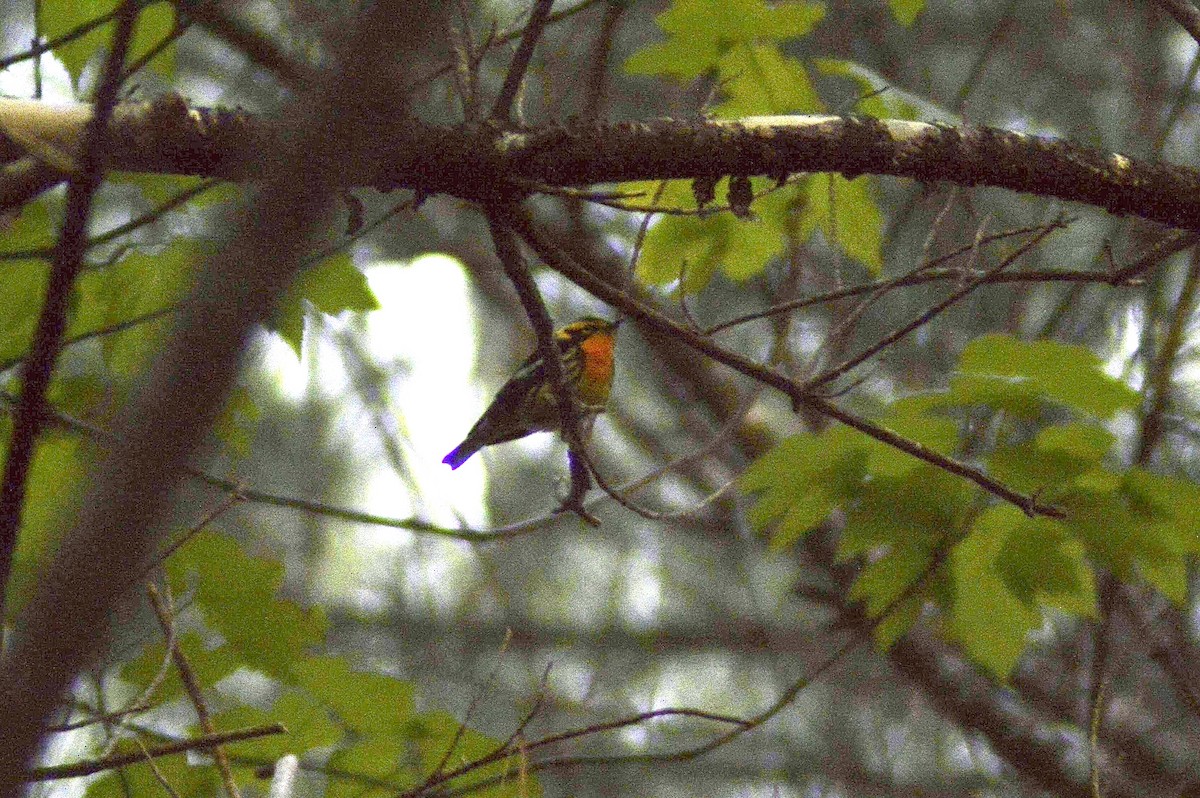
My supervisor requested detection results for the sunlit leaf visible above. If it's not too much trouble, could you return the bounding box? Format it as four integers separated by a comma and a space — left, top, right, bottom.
166, 531, 328, 681
742, 426, 866, 549
799, 174, 883, 275
625, 0, 825, 80
271, 254, 380, 356
950, 334, 1140, 419
712, 44, 822, 118
888, 0, 925, 26
291, 655, 416, 736
946, 506, 1045, 679
636, 179, 800, 291
42, 0, 177, 83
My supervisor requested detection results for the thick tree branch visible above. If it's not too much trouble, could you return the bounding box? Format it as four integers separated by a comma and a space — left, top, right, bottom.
6, 106, 1200, 229
25, 725, 287, 782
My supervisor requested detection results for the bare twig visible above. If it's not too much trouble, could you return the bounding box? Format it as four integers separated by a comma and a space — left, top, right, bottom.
26, 725, 287, 782
485, 210, 599, 524
507, 207, 1065, 519
146, 583, 242, 798
134, 738, 184, 798
490, 0, 556, 123
805, 216, 1066, 391
0, 0, 140, 624
705, 222, 1087, 336
427, 630, 515, 782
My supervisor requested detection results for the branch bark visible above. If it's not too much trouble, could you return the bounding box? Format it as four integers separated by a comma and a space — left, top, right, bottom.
5, 105, 1200, 229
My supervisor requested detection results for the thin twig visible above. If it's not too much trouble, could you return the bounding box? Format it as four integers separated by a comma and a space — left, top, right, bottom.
26, 725, 287, 781
427, 630, 515, 781
135, 738, 184, 798
0, 6, 119, 71
146, 582, 242, 798
45, 700, 156, 733
485, 210, 599, 524
805, 216, 1066, 391
144, 487, 245, 578
0, 0, 140, 623
490, 0, 556, 123
704, 222, 1089, 336
1107, 230, 1200, 285
401, 707, 748, 798
506, 206, 1064, 519
406, 0, 602, 94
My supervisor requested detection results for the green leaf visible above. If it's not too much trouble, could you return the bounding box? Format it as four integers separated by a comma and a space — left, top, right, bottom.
43, 0, 178, 84
636, 180, 800, 291
68, 241, 201, 375
291, 655, 416, 736
0, 260, 50, 366
214, 386, 261, 460
1116, 470, 1200, 603
813, 58, 923, 119
107, 173, 237, 209
609, 178, 697, 211
840, 465, 971, 559
327, 738, 415, 798
166, 531, 329, 681
946, 506, 1045, 679
212, 692, 342, 761
949, 334, 1140, 419
271, 254, 380, 356
848, 534, 936, 618
0, 196, 58, 254
712, 44, 822, 117
872, 592, 924, 650
987, 423, 1114, 495
864, 395, 961, 478
741, 426, 866, 549
994, 512, 1094, 612
624, 0, 825, 80
120, 631, 241, 703
888, 0, 925, 26
6, 433, 88, 620
799, 174, 883, 275
1058, 478, 1198, 604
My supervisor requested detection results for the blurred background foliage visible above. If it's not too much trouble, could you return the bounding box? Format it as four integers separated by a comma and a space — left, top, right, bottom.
3, 0, 1200, 797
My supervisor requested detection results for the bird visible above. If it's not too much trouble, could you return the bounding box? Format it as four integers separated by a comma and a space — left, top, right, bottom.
443, 316, 618, 469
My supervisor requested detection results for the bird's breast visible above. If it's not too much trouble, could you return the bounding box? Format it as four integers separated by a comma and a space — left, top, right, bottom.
578, 334, 615, 403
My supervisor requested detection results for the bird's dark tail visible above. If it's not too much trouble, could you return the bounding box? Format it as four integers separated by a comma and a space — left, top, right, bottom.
442, 441, 479, 469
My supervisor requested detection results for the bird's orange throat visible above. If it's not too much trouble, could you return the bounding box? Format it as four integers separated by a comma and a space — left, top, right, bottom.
579, 333, 615, 401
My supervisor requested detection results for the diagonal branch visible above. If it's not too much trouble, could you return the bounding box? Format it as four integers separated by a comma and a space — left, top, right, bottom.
805, 216, 1068, 391
0, 0, 140, 625
485, 209, 598, 523
25, 725, 287, 782
502, 205, 1064, 519
490, 0, 555, 123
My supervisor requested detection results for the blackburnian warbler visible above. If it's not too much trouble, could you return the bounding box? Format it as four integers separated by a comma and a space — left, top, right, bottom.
443, 317, 618, 469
